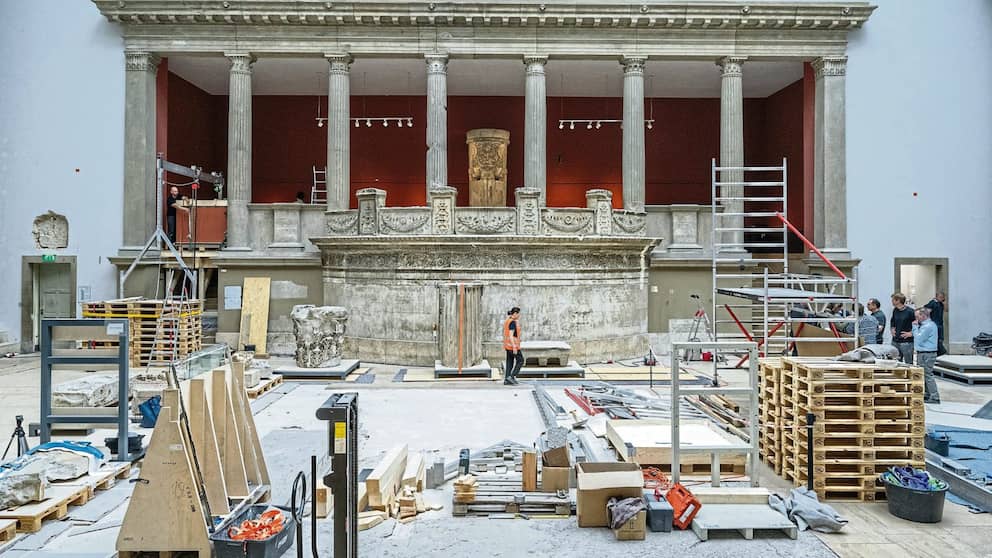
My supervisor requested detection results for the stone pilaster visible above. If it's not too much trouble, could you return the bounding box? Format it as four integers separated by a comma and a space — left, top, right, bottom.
718, 56, 746, 252
813, 56, 849, 256
225, 53, 255, 250
122, 52, 160, 249
356, 188, 387, 236
621, 56, 647, 212
514, 187, 541, 235
524, 55, 548, 206
668, 205, 704, 254
425, 54, 448, 194
326, 53, 352, 211
428, 186, 458, 234
586, 189, 614, 235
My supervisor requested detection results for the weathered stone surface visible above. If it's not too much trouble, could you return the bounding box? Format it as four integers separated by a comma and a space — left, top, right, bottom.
467, 128, 510, 207
0, 472, 46, 510
437, 283, 484, 369
291, 305, 348, 368
17, 451, 90, 482
53, 375, 118, 407
32, 210, 68, 249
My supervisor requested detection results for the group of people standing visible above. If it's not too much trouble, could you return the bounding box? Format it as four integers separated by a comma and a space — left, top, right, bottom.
846, 292, 946, 404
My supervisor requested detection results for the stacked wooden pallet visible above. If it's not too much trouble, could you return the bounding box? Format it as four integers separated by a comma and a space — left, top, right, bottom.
758, 358, 784, 475
759, 357, 925, 501
82, 298, 203, 367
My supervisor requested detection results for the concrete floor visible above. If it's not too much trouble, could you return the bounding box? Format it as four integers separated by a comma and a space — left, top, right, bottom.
1, 356, 991, 557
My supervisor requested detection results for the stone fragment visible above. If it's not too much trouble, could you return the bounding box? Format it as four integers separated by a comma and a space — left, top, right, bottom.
17, 451, 90, 482
291, 305, 348, 368
53, 375, 118, 407
0, 472, 46, 510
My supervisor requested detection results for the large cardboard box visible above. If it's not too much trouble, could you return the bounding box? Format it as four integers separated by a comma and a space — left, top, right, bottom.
540, 466, 570, 492
612, 510, 647, 541
575, 462, 644, 527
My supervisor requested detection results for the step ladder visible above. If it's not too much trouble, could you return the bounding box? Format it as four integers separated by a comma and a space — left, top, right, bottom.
311, 165, 327, 205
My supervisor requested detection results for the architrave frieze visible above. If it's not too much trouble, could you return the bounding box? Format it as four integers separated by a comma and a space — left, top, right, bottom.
96, 2, 874, 58
94, 2, 876, 31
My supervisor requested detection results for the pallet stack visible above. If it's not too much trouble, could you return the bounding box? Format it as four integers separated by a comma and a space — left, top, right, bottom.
82, 297, 203, 366
757, 358, 784, 475
759, 357, 925, 501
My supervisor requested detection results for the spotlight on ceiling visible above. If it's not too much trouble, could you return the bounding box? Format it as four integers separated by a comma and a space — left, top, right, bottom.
587, 122, 593, 130
317, 119, 324, 128
383, 119, 389, 127
646, 121, 653, 129
366, 119, 372, 127
558, 121, 564, 130
353, 120, 359, 127
595, 121, 601, 129
569, 122, 575, 130
407, 118, 414, 126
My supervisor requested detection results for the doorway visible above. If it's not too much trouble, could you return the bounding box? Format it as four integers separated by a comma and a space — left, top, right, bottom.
894, 257, 949, 346
20, 256, 77, 352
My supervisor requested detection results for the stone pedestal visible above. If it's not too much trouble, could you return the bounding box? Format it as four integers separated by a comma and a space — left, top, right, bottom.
515, 187, 541, 235
586, 189, 614, 235
356, 188, 387, 235
428, 186, 458, 234
290, 305, 348, 368
437, 282, 484, 369
467, 129, 510, 207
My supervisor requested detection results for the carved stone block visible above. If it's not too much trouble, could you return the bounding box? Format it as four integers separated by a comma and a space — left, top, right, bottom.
467, 129, 510, 207
356, 188, 387, 235
515, 187, 541, 235
585, 189, 614, 235
291, 305, 348, 367
428, 186, 458, 234
33, 210, 68, 249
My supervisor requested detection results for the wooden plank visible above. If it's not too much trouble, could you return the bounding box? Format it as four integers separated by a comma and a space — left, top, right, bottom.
229, 358, 271, 489
358, 511, 387, 531
210, 368, 250, 498
0, 518, 16, 542
238, 311, 252, 352
115, 404, 212, 556
241, 277, 271, 354
366, 445, 408, 510
402, 452, 425, 491
187, 376, 230, 515
522, 451, 537, 492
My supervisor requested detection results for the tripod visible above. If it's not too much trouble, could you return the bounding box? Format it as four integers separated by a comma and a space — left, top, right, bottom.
2, 415, 29, 461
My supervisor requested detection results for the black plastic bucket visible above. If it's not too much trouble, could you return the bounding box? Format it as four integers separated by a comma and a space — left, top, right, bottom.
883, 479, 947, 523
211, 505, 297, 558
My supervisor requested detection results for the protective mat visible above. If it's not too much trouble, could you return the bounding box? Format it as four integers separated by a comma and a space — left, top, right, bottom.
392, 368, 407, 382
354, 372, 375, 384
929, 425, 992, 480
401, 368, 501, 382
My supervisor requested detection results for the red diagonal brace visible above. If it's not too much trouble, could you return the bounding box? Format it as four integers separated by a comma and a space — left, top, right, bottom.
735, 320, 787, 367
564, 388, 601, 416
776, 212, 847, 280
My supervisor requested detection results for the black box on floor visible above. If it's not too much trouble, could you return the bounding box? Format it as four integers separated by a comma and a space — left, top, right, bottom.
643, 491, 673, 532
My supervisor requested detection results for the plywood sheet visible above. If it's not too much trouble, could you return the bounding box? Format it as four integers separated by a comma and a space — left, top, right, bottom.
242, 277, 271, 354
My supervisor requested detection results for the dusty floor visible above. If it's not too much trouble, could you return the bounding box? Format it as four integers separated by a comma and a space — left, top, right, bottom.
0, 356, 991, 557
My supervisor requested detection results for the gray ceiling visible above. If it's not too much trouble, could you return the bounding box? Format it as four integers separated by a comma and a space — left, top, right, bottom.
168, 56, 803, 98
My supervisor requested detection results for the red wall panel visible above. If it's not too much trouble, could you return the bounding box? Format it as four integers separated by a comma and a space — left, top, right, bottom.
166, 71, 225, 200
763, 78, 806, 236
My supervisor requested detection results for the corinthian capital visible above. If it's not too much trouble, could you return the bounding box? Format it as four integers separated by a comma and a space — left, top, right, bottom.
621, 56, 647, 75
325, 53, 353, 74
717, 56, 747, 77
124, 52, 161, 73
812, 56, 847, 78
524, 55, 548, 75
425, 53, 449, 75
226, 53, 256, 75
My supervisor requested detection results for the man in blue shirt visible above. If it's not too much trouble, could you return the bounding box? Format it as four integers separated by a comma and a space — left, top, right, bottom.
912, 307, 940, 404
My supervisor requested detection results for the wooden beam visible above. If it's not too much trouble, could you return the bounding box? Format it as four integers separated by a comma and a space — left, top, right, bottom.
188, 377, 230, 515
366, 445, 408, 510
211, 368, 249, 497
402, 452, 425, 491
522, 451, 537, 492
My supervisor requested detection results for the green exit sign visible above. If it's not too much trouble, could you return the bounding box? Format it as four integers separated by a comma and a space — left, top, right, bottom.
41, 254, 57, 263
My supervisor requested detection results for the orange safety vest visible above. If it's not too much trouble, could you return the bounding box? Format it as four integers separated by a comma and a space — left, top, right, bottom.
503, 317, 521, 351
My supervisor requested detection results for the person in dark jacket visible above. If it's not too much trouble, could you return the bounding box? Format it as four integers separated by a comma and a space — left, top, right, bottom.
924, 291, 947, 355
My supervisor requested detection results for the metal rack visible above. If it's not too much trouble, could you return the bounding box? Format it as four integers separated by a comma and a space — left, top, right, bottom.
670, 340, 759, 487
711, 158, 858, 360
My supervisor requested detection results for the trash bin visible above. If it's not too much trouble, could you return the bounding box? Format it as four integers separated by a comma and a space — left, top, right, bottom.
882, 477, 948, 523
211, 505, 297, 558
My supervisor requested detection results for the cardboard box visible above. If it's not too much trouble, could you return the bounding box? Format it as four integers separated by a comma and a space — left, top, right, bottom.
541, 466, 570, 492
575, 462, 644, 527
542, 444, 571, 468
612, 510, 647, 540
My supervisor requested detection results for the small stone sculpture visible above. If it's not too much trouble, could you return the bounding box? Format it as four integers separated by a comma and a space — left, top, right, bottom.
32, 210, 69, 249
291, 305, 348, 368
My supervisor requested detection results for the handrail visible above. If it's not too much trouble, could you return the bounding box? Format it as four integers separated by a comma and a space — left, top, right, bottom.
774, 212, 847, 280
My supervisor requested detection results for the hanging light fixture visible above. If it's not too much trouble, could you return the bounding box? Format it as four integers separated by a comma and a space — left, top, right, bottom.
556, 73, 654, 131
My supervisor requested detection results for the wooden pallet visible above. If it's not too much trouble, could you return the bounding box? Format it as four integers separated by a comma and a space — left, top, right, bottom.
0, 519, 16, 543
690, 504, 798, 541
451, 478, 572, 517
0, 485, 90, 533
54, 461, 133, 496
246, 375, 283, 398
118, 551, 209, 558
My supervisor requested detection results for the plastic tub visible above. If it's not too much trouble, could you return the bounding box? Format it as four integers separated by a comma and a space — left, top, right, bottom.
883, 478, 947, 523
211, 505, 297, 558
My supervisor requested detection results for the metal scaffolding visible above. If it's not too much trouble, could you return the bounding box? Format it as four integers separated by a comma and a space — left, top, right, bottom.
711, 158, 858, 362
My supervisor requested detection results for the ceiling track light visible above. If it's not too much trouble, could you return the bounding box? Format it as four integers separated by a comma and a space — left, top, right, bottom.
556, 119, 656, 131
336, 116, 415, 129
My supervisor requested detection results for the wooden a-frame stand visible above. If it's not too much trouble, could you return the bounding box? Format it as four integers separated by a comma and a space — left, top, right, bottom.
117, 357, 270, 557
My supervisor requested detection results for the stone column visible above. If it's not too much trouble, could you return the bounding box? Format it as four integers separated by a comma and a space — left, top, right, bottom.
524, 56, 548, 206
718, 56, 747, 252
225, 53, 255, 250
621, 56, 646, 212
425, 54, 449, 194
326, 53, 352, 211
122, 52, 160, 249
813, 56, 849, 256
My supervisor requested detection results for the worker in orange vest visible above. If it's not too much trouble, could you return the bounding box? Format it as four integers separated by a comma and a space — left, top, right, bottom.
503, 307, 523, 385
